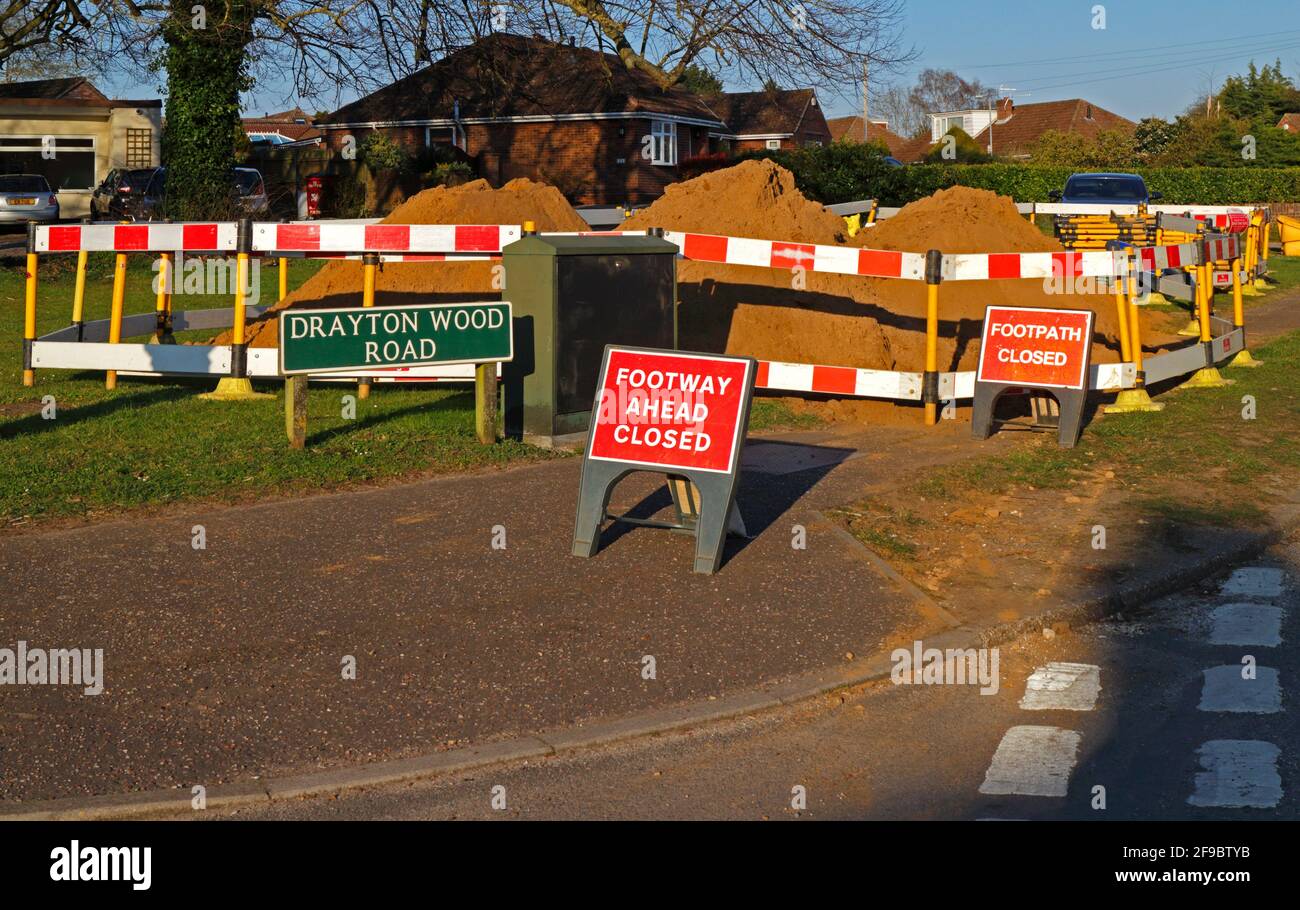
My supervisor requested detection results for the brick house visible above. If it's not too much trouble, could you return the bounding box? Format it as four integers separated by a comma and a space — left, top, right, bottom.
1279, 113, 1300, 133
317, 34, 831, 205
318, 33, 722, 205
242, 107, 322, 147
706, 89, 832, 153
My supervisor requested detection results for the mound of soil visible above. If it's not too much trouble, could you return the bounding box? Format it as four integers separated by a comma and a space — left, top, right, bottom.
620, 165, 1177, 425
225, 178, 590, 348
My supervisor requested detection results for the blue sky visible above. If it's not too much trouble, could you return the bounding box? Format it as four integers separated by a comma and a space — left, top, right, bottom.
106, 1, 1300, 123
826, 0, 1300, 123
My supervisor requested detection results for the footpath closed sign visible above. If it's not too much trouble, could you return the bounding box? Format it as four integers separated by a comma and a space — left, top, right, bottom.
972, 305, 1095, 448
279, 301, 512, 374
976, 305, 1093, 390
574, 346, 756, 574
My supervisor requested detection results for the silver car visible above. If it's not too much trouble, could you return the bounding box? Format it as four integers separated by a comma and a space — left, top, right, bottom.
0, 174, 60, 224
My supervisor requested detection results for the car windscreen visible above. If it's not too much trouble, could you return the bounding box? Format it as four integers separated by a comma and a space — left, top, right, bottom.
1063, 176, 1146, 201
0, 175, 50, 194
234, 171, 262, 196
121, 169, 159, 193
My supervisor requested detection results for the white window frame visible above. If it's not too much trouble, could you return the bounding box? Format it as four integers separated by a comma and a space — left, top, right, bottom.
765, 139, 781, 150
648, 120, 677, 165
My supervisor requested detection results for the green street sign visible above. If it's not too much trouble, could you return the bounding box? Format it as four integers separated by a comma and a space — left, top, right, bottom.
279, 301, 513, 375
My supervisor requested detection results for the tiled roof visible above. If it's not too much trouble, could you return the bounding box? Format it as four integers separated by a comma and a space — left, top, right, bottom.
826, 115, 911, 157
971, 98, 1134, 157
1279, 113, 1300, 132
706, 89, 824, 137
321, 33, 722, 126
0, 77, 106, 101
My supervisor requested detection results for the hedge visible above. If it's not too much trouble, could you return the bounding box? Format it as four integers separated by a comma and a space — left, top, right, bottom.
881, 164, 1300, 207
746, 148, 1300, 207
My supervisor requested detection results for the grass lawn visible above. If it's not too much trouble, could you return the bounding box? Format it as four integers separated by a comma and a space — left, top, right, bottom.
837, 323, 1300, 560
0, 253, 813, 526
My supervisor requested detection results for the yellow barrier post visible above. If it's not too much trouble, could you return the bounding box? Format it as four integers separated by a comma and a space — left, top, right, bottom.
1241, 215, 1262, 297
1177, 262, 1203, 336
154, 252, 173, 342
104, 251, 128, 390
1226, 255, 1262, 368
1112, 270, 1131, 363
1256, 212, 1270, 289
1183, 241, 1231, 389
357, 251, 379, 401
279, 256, 288, 302
22, 225, 38, 387
1109, 249, 1164, 413
202, 220, 271, 400
71, 218, 90, 339
923, 249, 942, 426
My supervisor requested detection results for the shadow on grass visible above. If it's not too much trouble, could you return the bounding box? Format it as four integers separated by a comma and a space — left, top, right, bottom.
303, 390, 477, 447
0, 384, 193, 440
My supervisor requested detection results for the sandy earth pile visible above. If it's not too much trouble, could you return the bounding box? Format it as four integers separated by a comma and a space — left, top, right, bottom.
230, 161, 1180, 422
227, 178, 590, 347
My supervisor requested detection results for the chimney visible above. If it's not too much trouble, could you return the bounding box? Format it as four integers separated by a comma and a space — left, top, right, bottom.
996, 97, 1014, 121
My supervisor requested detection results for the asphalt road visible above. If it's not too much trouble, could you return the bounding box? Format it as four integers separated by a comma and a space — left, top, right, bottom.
188, 539, 1298, 820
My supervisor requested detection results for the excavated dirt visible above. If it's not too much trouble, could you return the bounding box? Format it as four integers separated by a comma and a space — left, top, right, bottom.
226, 178, 590, 348
229, 161, 1182, 424
623, 164, 1181, 423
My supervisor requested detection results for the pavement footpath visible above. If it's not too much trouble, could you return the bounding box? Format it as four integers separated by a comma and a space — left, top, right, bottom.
0, 417, 1014, 806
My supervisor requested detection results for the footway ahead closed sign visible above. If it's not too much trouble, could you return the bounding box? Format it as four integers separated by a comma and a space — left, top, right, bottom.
279, 301, 512, 374
972, 305, 1095, 449
574, 347, 756, 574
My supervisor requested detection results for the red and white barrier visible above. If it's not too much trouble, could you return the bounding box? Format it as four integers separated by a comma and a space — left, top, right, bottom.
35, 222, 238, 253
943, 250, 1120, 282
755, 360, 922, 400
662, 230, 927, 280
251, 222, 520, 253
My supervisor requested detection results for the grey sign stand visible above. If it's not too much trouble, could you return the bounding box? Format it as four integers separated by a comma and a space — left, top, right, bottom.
971, 309, 1094, 450
571, 347, 756, 575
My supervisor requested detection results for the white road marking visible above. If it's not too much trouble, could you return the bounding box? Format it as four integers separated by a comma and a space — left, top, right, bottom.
1019, 662, 1101, 711
1198, 665, 1282, 713
1218, 567, 1286, 599
1209, 603, 1284, 647
1188, 740, 1282, 808
978, 726, 1081, 797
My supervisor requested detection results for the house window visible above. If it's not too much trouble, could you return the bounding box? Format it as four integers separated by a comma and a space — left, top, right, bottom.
0, 136, 96, 190
648, 120, 677, 165
126, 128, 153, 168
765, 139, 782, 150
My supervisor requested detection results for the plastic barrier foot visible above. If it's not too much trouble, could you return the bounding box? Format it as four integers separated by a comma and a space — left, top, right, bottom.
1241, 283, 1263, 297
1183, 367, 1233, 389
1145, 292, 1170, 305
1107, 388, 1164, 413
1226, 349, 1263, 368
199, 377, 275, 401
1176, 319, 1202, 336
1253, 278, 1269, 290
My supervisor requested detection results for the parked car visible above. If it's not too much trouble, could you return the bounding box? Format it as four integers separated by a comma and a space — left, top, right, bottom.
89, 167, 160, 220
89, 166, 269, 220
0, 174, 60, 225
1049, 172, 1162, 206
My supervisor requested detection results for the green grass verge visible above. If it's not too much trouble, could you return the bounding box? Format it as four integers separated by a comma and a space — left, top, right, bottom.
855, 326, 1300, 558
0, 255, 563, 525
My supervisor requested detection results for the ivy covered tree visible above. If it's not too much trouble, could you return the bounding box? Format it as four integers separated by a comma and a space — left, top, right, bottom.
160, 2, 254, 219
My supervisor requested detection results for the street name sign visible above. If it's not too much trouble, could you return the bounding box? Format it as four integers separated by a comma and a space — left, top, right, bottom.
573, 346, 756, 574
972, 305, 1095, 448
279, 301, 512, 375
